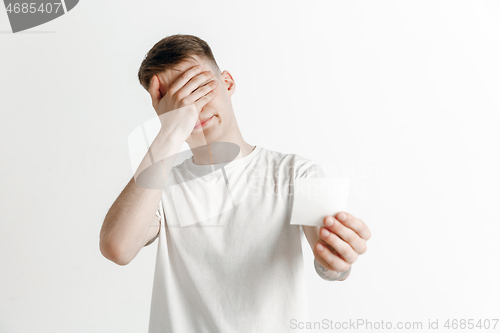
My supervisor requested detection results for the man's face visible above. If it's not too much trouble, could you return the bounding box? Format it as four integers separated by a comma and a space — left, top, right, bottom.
155, 54, 237, 146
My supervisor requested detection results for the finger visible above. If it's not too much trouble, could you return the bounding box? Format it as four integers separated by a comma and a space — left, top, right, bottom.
148, 75, 162, 109
324, 216, 368, 254
169, 65, 206, 98
319, 227, 358, 264
193, 86, 217, 111
314, 241, 351, 272
177, 70, 215, 101
334, 212, 371, 241
184, 78, 218, 105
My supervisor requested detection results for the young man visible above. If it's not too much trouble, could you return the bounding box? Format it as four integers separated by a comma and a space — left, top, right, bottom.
99, 34, 371, 332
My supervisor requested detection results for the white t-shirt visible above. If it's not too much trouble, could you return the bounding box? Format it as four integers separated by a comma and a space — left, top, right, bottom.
146, 145, 325, 333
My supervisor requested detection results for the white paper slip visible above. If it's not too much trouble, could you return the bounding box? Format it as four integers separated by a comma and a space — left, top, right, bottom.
290, 177, 350, 227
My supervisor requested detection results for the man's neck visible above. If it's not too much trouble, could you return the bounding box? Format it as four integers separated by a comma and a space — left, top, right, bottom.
189, 139, 255, 166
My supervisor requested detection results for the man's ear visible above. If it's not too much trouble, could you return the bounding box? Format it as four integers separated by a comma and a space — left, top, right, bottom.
221, 70, 235, 97
155, 73, 167, 99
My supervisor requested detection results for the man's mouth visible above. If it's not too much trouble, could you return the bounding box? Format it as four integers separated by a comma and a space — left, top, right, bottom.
194, 115, 215, 129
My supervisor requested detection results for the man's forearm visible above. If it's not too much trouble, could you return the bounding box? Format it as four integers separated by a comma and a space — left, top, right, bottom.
100, 131, 184, 265
314, 258, 351, 281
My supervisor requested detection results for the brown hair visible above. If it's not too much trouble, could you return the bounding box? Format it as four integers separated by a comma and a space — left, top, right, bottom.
137, 34, 221, 92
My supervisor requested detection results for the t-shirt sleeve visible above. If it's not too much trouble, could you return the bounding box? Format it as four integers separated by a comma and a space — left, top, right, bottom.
294, 158, 327, 180
144, 206, 162, 247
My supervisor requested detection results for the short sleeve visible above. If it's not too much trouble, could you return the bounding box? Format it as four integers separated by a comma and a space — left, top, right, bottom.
294, 157, 327, 180
144, 206, 161, 247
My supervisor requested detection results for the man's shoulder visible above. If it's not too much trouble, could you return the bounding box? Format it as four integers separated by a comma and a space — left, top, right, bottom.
258, 146, 325, 177
259, 146, 306, 162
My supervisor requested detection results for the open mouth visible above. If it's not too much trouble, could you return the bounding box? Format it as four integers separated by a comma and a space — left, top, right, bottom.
194, 115, 215, 129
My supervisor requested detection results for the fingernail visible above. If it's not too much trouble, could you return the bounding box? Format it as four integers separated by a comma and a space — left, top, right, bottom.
325, 216, 334, 227
338, 212, 347, 222
321, 228, 330, 237
317, 243, 324, 251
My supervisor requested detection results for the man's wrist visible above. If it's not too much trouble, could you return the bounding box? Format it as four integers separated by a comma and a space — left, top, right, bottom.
314, 258, 351, 281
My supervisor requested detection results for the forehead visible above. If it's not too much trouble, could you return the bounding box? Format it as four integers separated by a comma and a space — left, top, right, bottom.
159, 54, 210, 84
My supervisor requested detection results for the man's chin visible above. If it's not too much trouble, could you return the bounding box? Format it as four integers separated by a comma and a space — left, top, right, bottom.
188, 124, 221, 144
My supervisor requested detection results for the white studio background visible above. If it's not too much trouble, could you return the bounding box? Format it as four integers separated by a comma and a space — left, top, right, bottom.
1, 0, 499, 332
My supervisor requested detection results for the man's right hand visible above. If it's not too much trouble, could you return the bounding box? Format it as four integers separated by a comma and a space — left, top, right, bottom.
148, 65, 218, 141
